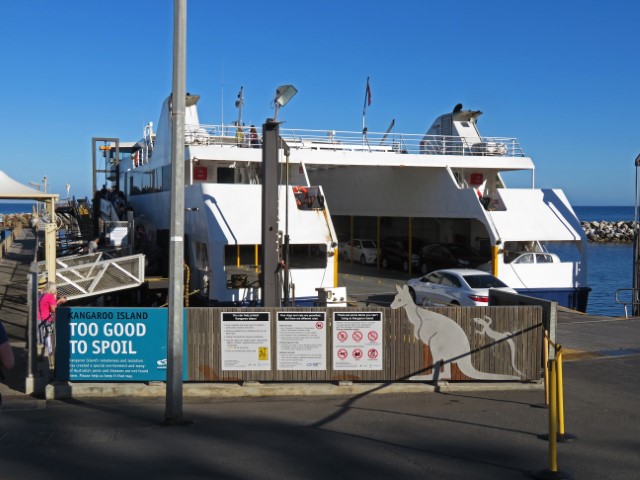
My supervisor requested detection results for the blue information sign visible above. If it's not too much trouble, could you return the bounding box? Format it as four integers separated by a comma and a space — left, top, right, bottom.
56, 308, 188, 382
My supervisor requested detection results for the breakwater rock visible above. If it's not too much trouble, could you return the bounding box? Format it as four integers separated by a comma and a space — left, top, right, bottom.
581, 220, 636, 243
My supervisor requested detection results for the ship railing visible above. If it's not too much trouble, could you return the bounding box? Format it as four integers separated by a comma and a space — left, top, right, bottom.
615, 288, 640, 318
188, 124, 525, 157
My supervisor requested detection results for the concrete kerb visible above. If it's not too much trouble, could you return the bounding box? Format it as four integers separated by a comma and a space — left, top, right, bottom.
45, 380, 543, 400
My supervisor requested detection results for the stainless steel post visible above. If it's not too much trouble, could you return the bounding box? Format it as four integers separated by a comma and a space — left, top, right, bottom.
165, 0, 186, 424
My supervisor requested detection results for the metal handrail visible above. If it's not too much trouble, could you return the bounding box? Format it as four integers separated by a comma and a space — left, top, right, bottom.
187, 123, 526, 158
614, 288, 640, 318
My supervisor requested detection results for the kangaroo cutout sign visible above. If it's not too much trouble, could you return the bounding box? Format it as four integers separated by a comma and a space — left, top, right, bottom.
390, 285, 522, 381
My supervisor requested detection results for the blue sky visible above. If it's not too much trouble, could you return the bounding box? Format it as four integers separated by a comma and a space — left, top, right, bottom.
0, 0, 638, 206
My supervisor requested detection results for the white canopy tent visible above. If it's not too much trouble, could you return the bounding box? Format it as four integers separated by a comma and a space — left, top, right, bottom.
0, 170, 59, 281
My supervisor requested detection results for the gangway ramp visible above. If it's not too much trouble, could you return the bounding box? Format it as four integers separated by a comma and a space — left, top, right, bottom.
38, 250, 145, 301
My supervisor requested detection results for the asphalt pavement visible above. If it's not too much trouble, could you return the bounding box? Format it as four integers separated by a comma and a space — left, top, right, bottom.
1, 232, 639, 478
2, 353, 639, 479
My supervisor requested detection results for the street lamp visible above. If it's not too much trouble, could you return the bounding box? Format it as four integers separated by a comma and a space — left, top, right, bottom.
273, 85, 297, 122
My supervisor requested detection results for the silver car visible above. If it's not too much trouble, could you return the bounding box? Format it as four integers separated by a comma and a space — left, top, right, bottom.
405, 268, 516, 306
341, 239, 377, 265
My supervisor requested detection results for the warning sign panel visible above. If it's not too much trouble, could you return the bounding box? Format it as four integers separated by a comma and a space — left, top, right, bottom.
332, 311, 383, 370
276, 312, 327, 370
221, 312, 271, 371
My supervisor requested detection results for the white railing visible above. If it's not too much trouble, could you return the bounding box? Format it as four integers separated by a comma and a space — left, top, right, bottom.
186, 124, 526, 157
38, 252, 145, 300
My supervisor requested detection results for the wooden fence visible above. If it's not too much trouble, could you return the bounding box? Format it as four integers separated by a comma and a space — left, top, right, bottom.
185, 305, 543, 383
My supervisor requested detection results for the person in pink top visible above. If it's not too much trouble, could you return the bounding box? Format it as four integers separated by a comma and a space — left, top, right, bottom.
37, 282, 66, 366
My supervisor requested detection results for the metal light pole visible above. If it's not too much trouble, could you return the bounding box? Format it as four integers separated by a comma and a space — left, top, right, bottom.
633, 154, 640, 316
165, 0, 186, 424
260, 85, 297, 307
261, 119, 280, 307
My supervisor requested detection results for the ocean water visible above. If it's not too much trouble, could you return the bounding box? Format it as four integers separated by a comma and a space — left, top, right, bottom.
574, 206, 634, 316
0, 201, 35, 215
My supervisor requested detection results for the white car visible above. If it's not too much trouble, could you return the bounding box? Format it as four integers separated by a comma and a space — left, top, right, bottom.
341, 239, 377, 265
405, 268, 516, 306
477, 251, 560, 272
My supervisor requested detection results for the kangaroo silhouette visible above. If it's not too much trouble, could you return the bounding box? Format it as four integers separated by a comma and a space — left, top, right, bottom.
390, 285, 519, 381
474, 315, 525, 377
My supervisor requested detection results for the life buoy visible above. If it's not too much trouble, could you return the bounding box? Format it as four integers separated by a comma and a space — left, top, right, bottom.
133, 151, 140, 167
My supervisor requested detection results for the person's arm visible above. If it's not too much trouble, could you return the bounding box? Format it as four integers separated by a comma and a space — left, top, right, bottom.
0, 341, 15, 369
0, 323, 14, 370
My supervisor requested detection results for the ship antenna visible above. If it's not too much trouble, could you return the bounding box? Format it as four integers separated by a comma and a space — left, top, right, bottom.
235, 86, 244, 126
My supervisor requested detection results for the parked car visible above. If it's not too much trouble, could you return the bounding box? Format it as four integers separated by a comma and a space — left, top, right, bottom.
477, 251, 560, 272
418, 243, 489, 275
405, 268, 516, 306
341, 238, 377, 265
380, 237, 425, 272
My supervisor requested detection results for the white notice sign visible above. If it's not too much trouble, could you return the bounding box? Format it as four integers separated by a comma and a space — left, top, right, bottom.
221, 312, 271, 371
277, 312, 326, 370
333, 311, 383, 370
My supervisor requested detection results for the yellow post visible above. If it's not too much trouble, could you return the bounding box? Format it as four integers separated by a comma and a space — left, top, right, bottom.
491, 244, 499, 277
237, 244, 240, 267
557, 346, 565, 436
548, 359, 558, 472
543, 335, 549, 405
334, 243, 339, 287
254, 244, 259, 273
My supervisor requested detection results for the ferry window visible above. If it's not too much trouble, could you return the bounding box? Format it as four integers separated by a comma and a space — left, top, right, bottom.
218, 167, 235, 184
538, 254, 554, 263
285, 244, 327, 269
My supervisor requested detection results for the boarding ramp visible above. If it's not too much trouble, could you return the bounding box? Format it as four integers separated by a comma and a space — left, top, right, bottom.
38, 250, 145, 300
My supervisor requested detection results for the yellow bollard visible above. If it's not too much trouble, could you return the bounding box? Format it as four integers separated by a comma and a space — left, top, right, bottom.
544, 335, 549, 405
532, 358, 572, 479
557, 346, 564, 437
548, 359, 558, 473
555, 345, 576, 443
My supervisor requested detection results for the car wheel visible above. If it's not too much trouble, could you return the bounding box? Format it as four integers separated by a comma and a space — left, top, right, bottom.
420, 263, 428, 274
408, 287, 416, 303
402, 260, 409, 272
450, 300, 460, 306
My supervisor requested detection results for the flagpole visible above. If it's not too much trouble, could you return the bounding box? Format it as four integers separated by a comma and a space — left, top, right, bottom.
362, 76, 370, 142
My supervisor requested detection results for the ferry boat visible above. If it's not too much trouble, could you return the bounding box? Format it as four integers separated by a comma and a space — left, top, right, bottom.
106, 94, 339, 306
285, 105, 590, 311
